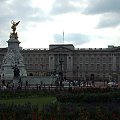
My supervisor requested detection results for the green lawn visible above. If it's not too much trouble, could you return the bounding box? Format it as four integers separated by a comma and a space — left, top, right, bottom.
0, 96, 56, 108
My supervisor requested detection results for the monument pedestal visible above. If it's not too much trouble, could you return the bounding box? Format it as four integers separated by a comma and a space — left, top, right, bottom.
1, 21, 27, 82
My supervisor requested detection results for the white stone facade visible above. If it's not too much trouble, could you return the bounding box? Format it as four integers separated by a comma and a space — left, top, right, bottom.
0, 44, 120, 81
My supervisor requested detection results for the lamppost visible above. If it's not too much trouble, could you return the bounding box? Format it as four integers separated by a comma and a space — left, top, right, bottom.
77, 66, 80, 86
59, 59, 64, 79
59, 59, 64, 88
77, 66, 79, 81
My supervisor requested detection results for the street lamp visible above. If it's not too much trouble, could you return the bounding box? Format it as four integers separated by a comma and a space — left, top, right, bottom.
59, 59, 64, 89
77, 66, 79, 81
76, 66, 81, 86
59, 59, 64, 80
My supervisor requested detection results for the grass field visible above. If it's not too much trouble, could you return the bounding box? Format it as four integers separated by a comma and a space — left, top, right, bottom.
0, 96, 56, 108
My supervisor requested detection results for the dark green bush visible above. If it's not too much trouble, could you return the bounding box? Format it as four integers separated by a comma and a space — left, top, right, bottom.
0, 103, 38, 120
56, 91, 120, 103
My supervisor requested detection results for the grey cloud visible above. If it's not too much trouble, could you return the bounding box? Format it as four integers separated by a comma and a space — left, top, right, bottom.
54, 33, 90, 45
51, 0, 84, 15
97, 13, 120, 28
54, 34, 63, 43
0, 0, 49, 47
9, 0, 48, 22
84, 0, 120, 15
0, 0, 49, 28
83, 0, 120, 28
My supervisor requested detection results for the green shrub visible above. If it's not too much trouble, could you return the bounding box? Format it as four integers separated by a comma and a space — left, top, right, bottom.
0, 103, 38, 120
56, 92, 120, 103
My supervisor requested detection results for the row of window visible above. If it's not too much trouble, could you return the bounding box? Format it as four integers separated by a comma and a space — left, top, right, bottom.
25, 64, 49, 70
24, 57, 48, 64
22, 54, 47, 57
79, 57, 112, 63
24, 63, 118, 71
78, 64, 113, 71
75, 74, 111, 79
20, 54, 120, 65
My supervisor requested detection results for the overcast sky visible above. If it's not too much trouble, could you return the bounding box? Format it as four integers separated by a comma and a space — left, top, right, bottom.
0, 0, 120, 49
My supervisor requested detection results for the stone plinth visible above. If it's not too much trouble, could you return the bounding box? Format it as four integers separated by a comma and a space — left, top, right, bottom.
1, 36, 27, 81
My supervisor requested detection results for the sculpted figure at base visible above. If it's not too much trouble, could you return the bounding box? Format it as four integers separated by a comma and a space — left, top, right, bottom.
13, 65, 20, 78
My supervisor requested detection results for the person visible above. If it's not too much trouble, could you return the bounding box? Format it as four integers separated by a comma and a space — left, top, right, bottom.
18, 77, 22, 89
92, 80, 95, 87
2, 80, 5, 86
26, 80, 28, 87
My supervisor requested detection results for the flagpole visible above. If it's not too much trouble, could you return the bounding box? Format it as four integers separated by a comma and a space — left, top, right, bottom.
63, 31, 64, 44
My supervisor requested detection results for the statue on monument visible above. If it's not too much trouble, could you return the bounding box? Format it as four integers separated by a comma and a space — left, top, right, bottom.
0, 20, 27, 81
11, 20, 20, 33
10, 20, 20, 39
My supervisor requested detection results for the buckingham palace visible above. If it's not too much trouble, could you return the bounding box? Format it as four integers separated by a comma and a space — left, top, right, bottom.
0, 44, 120, 81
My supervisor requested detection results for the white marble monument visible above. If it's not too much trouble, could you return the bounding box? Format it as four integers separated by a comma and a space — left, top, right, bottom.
1, 20, 27, 81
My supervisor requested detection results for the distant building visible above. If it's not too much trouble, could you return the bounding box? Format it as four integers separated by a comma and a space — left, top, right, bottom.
0, 44, 120, 81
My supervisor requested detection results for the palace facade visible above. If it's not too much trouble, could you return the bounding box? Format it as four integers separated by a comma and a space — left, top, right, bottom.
0, 44, 120, 81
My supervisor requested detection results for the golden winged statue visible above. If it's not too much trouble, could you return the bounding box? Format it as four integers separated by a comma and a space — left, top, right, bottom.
10, 20, 20, 39
11, 20, 20, 33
